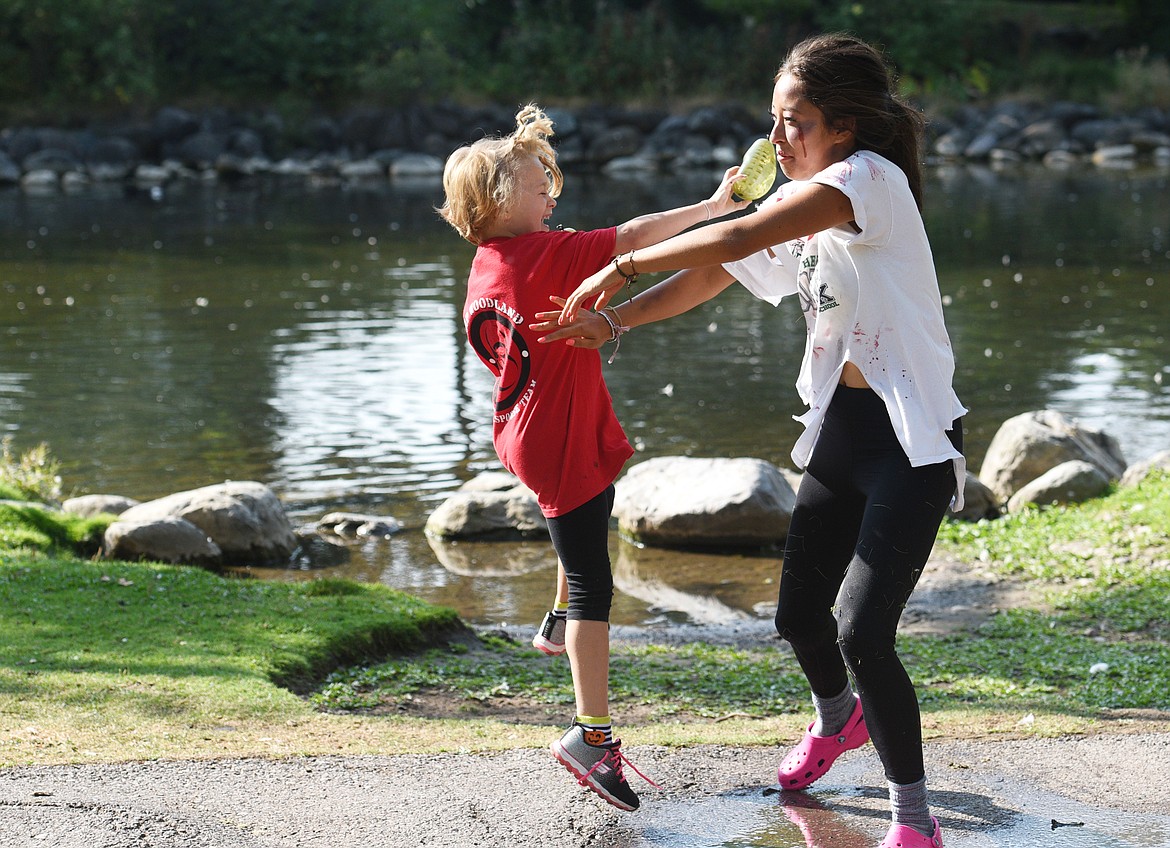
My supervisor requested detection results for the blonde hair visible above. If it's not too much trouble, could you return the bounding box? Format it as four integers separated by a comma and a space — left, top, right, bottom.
437, 104, 564, 245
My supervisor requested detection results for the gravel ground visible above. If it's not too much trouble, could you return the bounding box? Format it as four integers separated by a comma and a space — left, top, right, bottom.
1, 733, 1168, 847
2, 558, 1167, 847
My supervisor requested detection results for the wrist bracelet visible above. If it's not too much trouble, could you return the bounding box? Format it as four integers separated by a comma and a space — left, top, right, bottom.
596, 306, 630, 363
612, 253, 639, 293
702, 200, 712, 221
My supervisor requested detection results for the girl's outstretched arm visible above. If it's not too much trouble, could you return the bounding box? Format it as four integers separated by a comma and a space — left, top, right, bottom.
561, 181, 854, 320
532, 265, 738, 349
612, 168, 748, 255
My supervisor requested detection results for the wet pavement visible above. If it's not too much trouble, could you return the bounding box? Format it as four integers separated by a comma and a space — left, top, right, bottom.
636, 777, 1170, 847
1, 734, 1168, 847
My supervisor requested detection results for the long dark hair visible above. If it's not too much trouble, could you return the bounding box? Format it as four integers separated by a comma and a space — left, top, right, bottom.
778, 33, 926, 209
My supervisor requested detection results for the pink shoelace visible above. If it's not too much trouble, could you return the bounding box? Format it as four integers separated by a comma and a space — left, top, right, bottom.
580, 740, 662, 789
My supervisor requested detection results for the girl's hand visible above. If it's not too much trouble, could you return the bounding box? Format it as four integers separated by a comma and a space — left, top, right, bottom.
708, 165, 755, 217
532, 297, 609, 348
557, 264, 626, 324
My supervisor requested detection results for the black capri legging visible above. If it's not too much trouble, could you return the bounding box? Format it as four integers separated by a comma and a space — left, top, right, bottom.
546, 484, 616, 622
775, 387, 962, 784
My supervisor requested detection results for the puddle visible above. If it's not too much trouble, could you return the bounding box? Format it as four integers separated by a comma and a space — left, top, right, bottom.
630, 780, 1170, 847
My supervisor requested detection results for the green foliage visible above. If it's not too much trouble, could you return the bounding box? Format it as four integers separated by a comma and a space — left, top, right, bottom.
0, 438, 62, 504
815, 0, 983, 86
1109, 46, 1170, 110
0, 0, 1159, 114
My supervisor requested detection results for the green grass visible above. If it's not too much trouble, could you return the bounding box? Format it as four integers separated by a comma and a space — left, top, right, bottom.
934, 471, 1170, 582
1, 463, 1167, 766
314, 475, 1170, 724
313, 637, 812, 719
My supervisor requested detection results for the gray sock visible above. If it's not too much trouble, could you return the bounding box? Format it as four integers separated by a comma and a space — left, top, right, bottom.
810, 685, 855, 736
889, 777, 934, 837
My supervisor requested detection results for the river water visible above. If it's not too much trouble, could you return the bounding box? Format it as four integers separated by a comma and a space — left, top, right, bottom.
1, 164, 1167, 627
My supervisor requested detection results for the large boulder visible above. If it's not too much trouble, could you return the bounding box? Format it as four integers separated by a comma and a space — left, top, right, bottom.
114, 481, 297, 565
102, 516, 222, 566
614, 456, 795, 549
62, 494, 140, 518
1006, 460, 1111, 512
1119, 449, 1170, 488
977, 410, 1126, 504
425, 472, 546, 540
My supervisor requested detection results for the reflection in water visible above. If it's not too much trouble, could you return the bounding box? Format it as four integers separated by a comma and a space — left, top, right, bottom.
634, 782, 1170, 848
1, 166, 1168, 627
613, 542, 778, 624
428, 535, 550, 577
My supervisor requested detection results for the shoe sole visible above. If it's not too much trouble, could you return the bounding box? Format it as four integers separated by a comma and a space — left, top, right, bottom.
531, 637, 566, 655
550, 740, 638, 811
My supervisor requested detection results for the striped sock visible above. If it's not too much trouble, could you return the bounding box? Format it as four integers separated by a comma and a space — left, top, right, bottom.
575, 715, 613, 745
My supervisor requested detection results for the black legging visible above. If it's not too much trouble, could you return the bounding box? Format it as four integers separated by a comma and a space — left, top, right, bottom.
546, 485, 616, 622
775, 386, 962, 784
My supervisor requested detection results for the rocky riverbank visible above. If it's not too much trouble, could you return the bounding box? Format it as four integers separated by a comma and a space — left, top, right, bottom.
2, 98, 1169, 194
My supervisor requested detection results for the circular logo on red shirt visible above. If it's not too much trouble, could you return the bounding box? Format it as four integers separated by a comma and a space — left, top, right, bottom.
468, 309, 531, 412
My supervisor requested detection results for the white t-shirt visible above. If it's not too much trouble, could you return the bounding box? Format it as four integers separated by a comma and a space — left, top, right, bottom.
723, 150, 968, 508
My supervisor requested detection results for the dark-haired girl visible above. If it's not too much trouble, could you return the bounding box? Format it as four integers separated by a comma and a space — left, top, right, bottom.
541, 33, 964, 848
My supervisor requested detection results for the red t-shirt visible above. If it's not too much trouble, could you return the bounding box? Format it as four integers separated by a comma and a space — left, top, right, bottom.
463, 228, 633, 517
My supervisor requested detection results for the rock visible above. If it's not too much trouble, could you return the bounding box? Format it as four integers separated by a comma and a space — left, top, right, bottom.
152, 107, 201, 144
425, 473, 546, 540
977, 409, 1126, 503
1119, 449, 1170, 488
317, 512, 402, 538
102, 516, 223, 566
1006, 460, 1111, 512
176, 131, 227, 168
20, 169, 58, 190
1091, 144, 1137, 165
389, 153, 443, 178
589, 125, 643, 163
133, 164, 171, 185
1016, 119, 1068, 158
614, 456, 795, 549
61, 171, 91, 192
22, 148, 82, 174
602, 154, 658, 175
952, 473, 1000, 522
228, 128, 266, 158
62, 494, 141, 518
289, 531, 351, 569
338, 159, 385, 180
1042, 149, 1079, 168
116, 481, 297, 565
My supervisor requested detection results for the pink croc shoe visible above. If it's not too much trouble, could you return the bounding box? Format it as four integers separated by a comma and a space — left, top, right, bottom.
777, 695, 869, 790
879, 816, 944, 848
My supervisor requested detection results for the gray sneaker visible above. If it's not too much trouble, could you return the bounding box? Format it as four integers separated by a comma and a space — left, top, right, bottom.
532, 611, 566, 655
550, 722, 654, 811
